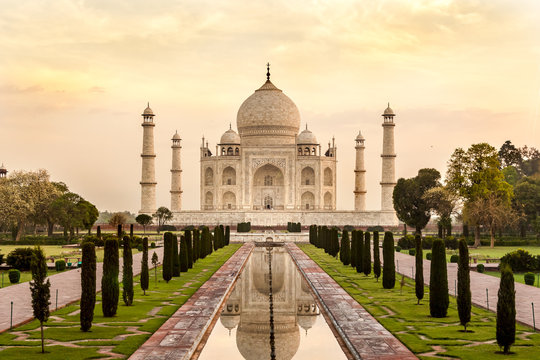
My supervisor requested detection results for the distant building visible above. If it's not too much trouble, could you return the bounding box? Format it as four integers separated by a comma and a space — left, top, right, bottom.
0, 163, 7, 178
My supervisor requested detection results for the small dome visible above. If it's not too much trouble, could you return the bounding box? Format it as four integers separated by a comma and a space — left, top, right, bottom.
297, 314, 317, 332
383, 103, 395, 116
220, 126, 241, 144
220, 314, 240, 330
143, 103, 154, 116
297, 125, 318, 144
356, 131, 364, 140
172, 131, 181, 140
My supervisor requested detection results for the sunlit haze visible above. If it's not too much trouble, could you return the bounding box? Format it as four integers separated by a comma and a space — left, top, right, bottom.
1, 0, 539, 213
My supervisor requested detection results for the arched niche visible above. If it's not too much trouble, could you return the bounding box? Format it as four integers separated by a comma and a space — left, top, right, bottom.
301, 167, 315, 186
222, 166, 236, 185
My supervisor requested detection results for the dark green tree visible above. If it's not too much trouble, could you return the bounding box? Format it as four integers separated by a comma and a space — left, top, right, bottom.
117, 224, 122, 238
340, 230, 350, 265
140, 238, 149, 295
193, 229, 200, 262
102, 239, 119, 317
356, 230, 364, 274
162, 233, 173, 283
172, 234, 180, 276
30, 247, 50, 353
225, 225, 230, 246
200, 227, 209, 259
122, 236, 133, 306
363, 232, 371, 276
153, 206, 173, 234
382, 232, 395, 289
80, 241, 96, 331
135, 214, 153, 234
429, 239, 449, 317
151, 251, 158, 286
373, 231, 381, 281
350, 230, 357, 268
180, 235, 189, 272
497, 264, 516, 354
186, 230, 193, 269
457, 238, 471, 331
415, 234, 424, 304
213, 226, 220, 251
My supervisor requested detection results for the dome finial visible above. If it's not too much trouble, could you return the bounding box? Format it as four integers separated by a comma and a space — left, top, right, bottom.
305, 123, 308, 130
266, 62, 270, 80
229, 122, 232, 130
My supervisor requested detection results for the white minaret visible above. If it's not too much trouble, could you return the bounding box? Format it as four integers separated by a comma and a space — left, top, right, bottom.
354, 131, 366, 211
380, 103, 397, 211
139, 103, 157, 214
170, 131, 182, 212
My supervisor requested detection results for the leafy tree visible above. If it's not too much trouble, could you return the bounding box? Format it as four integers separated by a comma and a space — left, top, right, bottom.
497, 264, 516, 354
30, 247, 51, 353
140, 238, 149, 295
108, 212, 128, 228
122, 236, 133, 306
415, 234, 424, 304
382, 232, 395, 289
514, 177, 540, 234
151, 251, 158, 286
80, 241, 96, 331
172, 234, 180, 276
423, 187, 458, 238
363, 232, 371, 276
340, 230, 350, 265
153, 207, 173, 233
135, 214, 153, 234
519, 145, 540, 176
498, 140, 523, 169
393, 168, 441, 234
180, 235, 189, 272
162, 233, 173, 283
102, 239, 119, 317
457, 238, 471, 331
373, 231, 381, 281
429, 239, 449, 317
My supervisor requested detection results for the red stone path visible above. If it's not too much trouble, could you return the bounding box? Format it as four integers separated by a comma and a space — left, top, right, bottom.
0, 247, 164, 333
392, 250, 540, 329
129, 243, 254, 360
287, 243, 417, 360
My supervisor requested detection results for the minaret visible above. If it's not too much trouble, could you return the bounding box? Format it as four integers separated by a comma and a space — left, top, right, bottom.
0, 163, 7, 178
354, 131, 366, 211
380, 103, 397, 211
139, 103, 157, 214
170, 131, 182, 212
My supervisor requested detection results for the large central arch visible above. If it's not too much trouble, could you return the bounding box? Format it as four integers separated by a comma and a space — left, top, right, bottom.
252, 164, 285, 210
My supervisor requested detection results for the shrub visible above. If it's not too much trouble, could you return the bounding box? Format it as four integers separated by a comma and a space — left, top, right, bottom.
137, 244, 143, 251
497, 264, 516, 354
84, 235, 104, 247
524, 272, 535, 286
477, 264, 485, 273
409, 249, 416, 256
6, 247, 35, 271
395, 246, 401, 252
423, 236, 435, 250
159, 225, 177, 232
8, 269, 20, 283
398, 235, 415, 250
55, 260, 66, 272
343, 225, 355, 232
415, 234, 423, 304
102, 239, 119, 317
122, 236, 133, 306
500, 249, 537, 272
287, 222, 301, 232
444, 236, 458, 250
426, 252, 432, 260
367, 226, 384, 233
382, 232, 395, 289
457, 238, 471, 331
140, 238, 149, 295
237, 222, 251, 232
429, 239, 449, 318
151, 242, 156, 248
450, 255, 459, 263
80, 241, 96, 332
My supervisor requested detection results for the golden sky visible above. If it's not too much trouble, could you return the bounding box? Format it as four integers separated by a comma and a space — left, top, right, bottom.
1, 0, 539, 212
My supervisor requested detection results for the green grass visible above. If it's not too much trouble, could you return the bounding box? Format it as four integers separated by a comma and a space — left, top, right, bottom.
0, 244, 241, 359
414, 245, 540, 263
484, 270, 540, 288
0, 245, 140, 264
0, 269, 61, 288
299, 244, 540, 360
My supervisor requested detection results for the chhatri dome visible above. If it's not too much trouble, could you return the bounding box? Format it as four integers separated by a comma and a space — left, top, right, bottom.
297, 124, 318, 144
220, 124, 241, 144
236, 64, 301, 145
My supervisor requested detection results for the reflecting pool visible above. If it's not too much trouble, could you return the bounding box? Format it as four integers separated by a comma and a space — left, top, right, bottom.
198, 246, 348, 360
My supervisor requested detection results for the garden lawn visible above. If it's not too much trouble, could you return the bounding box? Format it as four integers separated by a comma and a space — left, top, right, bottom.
299, 244, 540, 360
0, 244, 241, 359
484, 270, 540, 288
413, 245, 540, 263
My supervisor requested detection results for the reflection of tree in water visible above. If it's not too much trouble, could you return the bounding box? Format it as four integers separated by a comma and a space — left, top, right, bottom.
220, 248, 319, 360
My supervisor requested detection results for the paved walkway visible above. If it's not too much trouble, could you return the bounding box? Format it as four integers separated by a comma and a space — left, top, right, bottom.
392, 249, 540, 328
287, 243, 417, 360
0, 246, 164, 333
129, 243, 253, 360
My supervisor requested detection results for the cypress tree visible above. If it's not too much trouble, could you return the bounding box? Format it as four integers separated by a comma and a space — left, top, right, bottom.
415, 234, 424, 304
457, 238, 471, 331
225, 226, 230, 246
373, 231, 381, 281
80, 241, 96, 331
97, 226, 101, 239
117, 224, 122, 238
162, 233, 173, 283
172, 234, 180, 276
213, 226, 220, 251
340, 230, 350, 265
151, 252, 158, 286
333, 229, 339, 257
382, 231, 395, 289
186, 230, 193, 269
140, 238, 149, 295
220, 225, 225, 248
180, 235, 189, 272
193, 229, 200, 261
130, 224, 134, 238
356, 230, 364, 273
30, 247, 50, 353
350, 230, 357, 268
497, 264, 516, 354
122, 236, 134, 306
363, 232, 371, 276
200, 227, 209, 258
322, 226, 329, 253
430, 239, 449, 317
102, 238, 119, 317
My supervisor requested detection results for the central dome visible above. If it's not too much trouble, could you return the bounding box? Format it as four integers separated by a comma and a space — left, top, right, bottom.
236, 79, 301, 145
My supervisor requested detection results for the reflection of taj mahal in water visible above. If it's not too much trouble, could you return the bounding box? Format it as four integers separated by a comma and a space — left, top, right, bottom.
138, 65, 398, 226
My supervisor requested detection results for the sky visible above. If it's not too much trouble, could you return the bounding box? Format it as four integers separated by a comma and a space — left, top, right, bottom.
1, 0, 539, 213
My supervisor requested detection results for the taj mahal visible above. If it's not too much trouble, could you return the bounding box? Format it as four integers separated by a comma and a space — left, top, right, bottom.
139, 65, 398, 227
